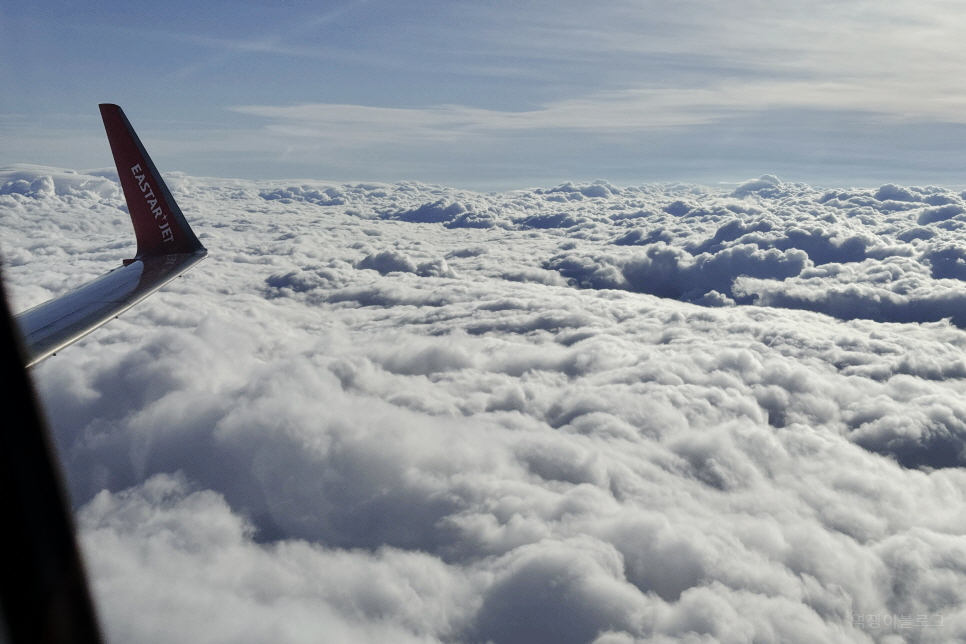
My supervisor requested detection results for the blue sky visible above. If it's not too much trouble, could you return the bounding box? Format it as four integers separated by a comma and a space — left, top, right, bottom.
5, 0, 966, 190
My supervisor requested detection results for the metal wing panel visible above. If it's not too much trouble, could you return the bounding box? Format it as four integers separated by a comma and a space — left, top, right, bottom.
15, 252, 206, 367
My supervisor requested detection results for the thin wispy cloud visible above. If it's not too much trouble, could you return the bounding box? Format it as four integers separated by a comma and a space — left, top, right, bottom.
211, 0, 966, 176
232, 76, 966, 149
7, 1, 966, 188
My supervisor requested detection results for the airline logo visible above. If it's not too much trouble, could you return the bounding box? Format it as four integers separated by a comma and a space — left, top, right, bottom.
131, 164, 175, 243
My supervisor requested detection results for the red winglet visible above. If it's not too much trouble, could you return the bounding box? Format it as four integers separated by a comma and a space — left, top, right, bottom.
99, 104, 205, 258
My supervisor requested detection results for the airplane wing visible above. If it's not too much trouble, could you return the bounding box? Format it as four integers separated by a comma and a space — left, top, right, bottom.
14, 104, 208, 367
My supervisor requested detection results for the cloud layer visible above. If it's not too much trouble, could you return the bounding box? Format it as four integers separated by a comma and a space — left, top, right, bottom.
4, 166, 966, 642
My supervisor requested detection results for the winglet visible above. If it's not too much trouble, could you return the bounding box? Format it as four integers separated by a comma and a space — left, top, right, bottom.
99, 104, 205, 258
14, 105, 208, 367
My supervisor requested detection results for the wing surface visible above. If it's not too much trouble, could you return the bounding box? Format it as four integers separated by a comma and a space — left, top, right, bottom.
13, 104, 207, 367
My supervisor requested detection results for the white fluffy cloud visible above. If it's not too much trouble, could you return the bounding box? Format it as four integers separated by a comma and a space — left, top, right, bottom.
5, 166, 966, 642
